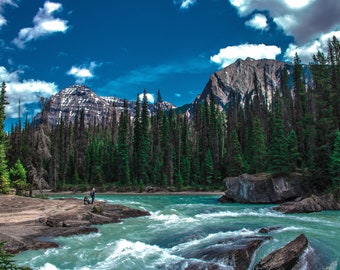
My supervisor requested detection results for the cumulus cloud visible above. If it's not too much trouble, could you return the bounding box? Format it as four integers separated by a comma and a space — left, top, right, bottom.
0, 0, 17, 28
67, 62, 98, 84
210, 44, 282, 68
139, 92, 155, 103
13, 1, 68, 48
284, 30, 340, 63
174, 0, 197, 9
228, 0, 340, 63
0, 65, 58, 118
245, 13, 268, 30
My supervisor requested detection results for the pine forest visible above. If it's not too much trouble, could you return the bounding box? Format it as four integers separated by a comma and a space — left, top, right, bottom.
1, 37, 340, 195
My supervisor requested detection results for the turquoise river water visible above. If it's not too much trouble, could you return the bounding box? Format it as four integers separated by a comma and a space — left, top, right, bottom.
15, 194, 339, 269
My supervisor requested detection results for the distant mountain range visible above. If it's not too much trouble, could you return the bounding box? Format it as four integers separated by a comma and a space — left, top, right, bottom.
35, 58, 310, 126
34, 84, 174, 126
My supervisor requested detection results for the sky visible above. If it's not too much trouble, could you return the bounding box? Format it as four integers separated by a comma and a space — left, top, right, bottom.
0, 0, 340, 127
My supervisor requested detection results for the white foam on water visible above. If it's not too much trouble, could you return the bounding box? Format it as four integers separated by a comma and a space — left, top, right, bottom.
38, 263, 58, 270
284, 214, 340, 228
171, 227, 257, 253
327, 260, 338, 270
195, 207, 285, 220
92, 239, 181, 270
147, 211, 197, 226
276, 226, 304, 232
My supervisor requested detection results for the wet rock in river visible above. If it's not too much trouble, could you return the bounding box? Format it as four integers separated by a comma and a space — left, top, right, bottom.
255, 234, 308, 270
169, 235, 272, 270
273, 193, 340, 213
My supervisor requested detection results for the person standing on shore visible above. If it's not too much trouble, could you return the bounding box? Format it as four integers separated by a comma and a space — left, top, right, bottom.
90, 188, 96, 204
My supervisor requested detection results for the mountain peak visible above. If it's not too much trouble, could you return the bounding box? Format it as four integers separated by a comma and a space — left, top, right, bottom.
61, 84, 95, 96
188, 58, 289, 116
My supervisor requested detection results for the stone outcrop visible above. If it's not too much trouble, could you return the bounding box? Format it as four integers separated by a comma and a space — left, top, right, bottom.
218, 173, 307, 204
273, 193, 340, 213
0, 195, 149, 254
255, 234, 308, 270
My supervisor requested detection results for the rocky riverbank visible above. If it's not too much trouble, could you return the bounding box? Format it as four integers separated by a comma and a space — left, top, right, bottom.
0, 195, 149, 254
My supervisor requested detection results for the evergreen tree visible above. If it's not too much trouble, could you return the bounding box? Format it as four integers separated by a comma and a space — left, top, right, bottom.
311, 50, 334, 184
268, 90, 289, 175
0, 82, 8, 144
150, 90, 164, 186
228, 130, 245, 176
116, 100, 131, 186
330, 130, 340, 189
0, 144, 10, 194
139, 90, 151, 185
328, 36, 340, 129
132, 94, 141, 184
9, 159, 28, 195
287, 130, 301, 171
161, 112, 171, 186
203, 148, 214, 185
0, 82, 9, 194
248, 116, 267, 173
293, 54, 306, 163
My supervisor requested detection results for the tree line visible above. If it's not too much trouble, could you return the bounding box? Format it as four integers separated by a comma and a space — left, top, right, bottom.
1, 36, 340, 194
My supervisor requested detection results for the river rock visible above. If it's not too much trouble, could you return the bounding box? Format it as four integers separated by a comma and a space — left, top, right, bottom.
273, 193, 340, 213
255, 234, 308, 270
175, 235, 272, 270
218, 173, 307, 204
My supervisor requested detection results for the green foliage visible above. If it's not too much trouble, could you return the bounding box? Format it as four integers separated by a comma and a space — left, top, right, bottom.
0, 143, 10, 194
5, 37, 340, 193
287, 130, 301, 171
0, 242, 31, 269
228, 130, 246, 176
268, 90, 289, 175
9, 159, 28, 195
248, 117, 267, 173
330, 130, 340, 189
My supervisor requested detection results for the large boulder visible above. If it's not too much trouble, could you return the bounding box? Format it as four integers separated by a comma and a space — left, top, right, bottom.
273, 193, 340, 213
218, 173, 307, 204
169, 236, 271, 270
255, 234, 308, 270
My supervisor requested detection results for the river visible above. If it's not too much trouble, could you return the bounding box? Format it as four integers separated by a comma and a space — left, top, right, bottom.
15, 194, 339, 269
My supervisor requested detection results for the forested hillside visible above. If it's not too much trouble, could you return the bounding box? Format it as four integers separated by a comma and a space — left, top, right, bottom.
1, 37, 340, 194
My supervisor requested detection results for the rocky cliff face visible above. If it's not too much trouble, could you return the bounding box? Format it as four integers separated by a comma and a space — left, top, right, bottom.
34, 84, 174, 126
188, 58, 293, 116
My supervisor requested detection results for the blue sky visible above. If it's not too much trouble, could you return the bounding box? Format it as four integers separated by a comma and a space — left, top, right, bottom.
0, 0, 340, 125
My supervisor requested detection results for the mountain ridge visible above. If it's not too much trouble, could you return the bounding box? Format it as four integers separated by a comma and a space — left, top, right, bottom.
34, 84, 175, 126
34, 58, 310, 126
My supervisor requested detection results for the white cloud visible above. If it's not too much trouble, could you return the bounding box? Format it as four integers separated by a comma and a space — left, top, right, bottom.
0, 65, 58, 118
245, 13, 268, 30
139, 92, 155, 103
228, 0, 340, 64
284, 0, 314, 9
0, 0, 17, 28
284, 30, 340, 63
174, 0, 197, 9
67, 62, 98, 84
210, 43, 282, 68
13, 1, 68, 48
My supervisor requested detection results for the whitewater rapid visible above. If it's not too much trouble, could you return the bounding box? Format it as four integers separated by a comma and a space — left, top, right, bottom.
15, 194, 339, 270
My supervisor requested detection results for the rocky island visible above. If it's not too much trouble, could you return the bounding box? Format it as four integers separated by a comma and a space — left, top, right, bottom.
0, 195, 149, 254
